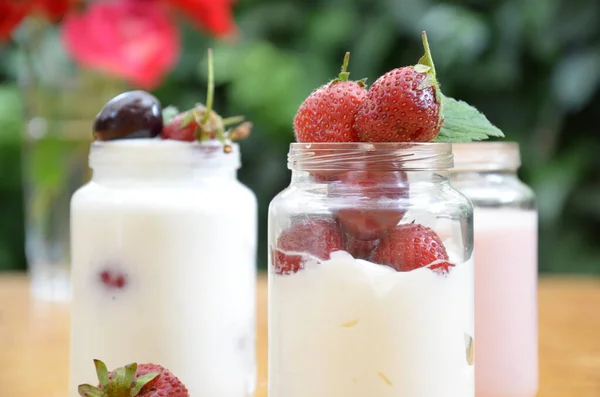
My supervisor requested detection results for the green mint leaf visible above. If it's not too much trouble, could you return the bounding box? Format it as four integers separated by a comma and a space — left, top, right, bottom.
162, 106, 179, 124
434, 95, 504, 142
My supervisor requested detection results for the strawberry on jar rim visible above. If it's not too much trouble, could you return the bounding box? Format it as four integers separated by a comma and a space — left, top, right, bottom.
162, 49, 252, 150
294, 52, 367, 143
354, 32, 443, 143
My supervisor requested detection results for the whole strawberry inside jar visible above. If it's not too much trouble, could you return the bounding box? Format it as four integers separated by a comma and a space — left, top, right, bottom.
268, 142, 474, 397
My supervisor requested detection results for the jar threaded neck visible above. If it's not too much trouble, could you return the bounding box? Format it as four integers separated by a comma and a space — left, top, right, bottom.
452, 142, 520, 172
288, 142, 453, 171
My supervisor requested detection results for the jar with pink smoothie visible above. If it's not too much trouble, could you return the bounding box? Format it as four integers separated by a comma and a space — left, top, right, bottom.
451, 142, 537, 397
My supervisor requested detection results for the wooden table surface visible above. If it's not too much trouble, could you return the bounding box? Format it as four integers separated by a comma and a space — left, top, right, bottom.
1, 273, 600, 397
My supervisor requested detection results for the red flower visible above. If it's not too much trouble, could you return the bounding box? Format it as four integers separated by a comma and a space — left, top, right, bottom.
61, 0, 180, 89
0, 0, 31, 42
36, 0, 80, 21
165, 0, 237, 37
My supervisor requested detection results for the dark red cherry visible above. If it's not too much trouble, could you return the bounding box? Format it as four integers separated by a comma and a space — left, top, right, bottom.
93, 90, 163, 140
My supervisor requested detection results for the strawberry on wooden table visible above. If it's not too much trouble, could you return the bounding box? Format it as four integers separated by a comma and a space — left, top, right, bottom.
78, 359, 189, 397
370, 223, 454, 274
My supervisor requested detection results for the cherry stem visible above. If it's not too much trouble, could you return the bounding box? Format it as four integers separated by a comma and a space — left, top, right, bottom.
338, 51, 350, 81
202, 48, 214, 125
418, 31, 436, 77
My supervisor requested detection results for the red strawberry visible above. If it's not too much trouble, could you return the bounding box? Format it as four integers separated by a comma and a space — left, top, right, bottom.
273, 218, 344, 274
330, 170, 409, 240
345, 234, 379, 259
354, 32, 442, 142
294, 52, 366, 143
161, 49, 251, 148
78, 359, 188, 397
370, 223, 454, 274
312, 171, 344, 183
162, 105, 204, 142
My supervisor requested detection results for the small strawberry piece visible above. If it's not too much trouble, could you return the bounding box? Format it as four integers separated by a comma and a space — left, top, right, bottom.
162, 108, 199, 142
78, 359, 189, 397
330, 170, 409, 240
294, 52, 366, 143
345, 234, 379, 260
99, 270, 128, 290
354, 32, 442, 142
273, 218, 344, 274
161, 49, 251, 149
312, 171, 344, 183
370, 223, 455, 274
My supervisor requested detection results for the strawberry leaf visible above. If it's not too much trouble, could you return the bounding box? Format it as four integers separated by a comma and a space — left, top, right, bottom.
180, 111, 197, 128
418, 32, 436, 78
413, 64, 431, 73
78, 384, 103, 397
434, 95, 504, 142
130, 371, 161, 396
93, 359, 110, 388
162, 106, 179, 124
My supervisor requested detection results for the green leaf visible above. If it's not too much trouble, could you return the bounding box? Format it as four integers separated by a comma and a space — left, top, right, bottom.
434, 95, 504, 142
417, 31, 436, 77
180, 110, 196, 128
123, 363, 138, 387
130, 371, 161, 396
78, 384, 103, 397
162, 106, 179, 124
93, 359, 110, 388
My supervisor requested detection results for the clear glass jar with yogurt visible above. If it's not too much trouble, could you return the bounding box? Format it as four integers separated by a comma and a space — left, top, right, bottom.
451, 142, 538, 397
268, 142, 474, 397
70, 140, 257, 397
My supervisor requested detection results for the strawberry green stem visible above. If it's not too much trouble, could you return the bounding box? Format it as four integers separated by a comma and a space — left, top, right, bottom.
78, 360, 160, 397
418, 31, 436, 78
201, 48, 214, 125
222, 115, 245, 127
338, 52, 351, 81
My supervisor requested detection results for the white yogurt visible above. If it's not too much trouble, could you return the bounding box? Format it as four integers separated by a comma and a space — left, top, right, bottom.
269, 250, 474, 397
70, 140, 257, 397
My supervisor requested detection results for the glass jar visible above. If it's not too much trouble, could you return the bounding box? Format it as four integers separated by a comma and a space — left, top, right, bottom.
70, 140, 257, 397
451, 142, 538, 397
17, 19, 127, 301
268, 142, 474, 397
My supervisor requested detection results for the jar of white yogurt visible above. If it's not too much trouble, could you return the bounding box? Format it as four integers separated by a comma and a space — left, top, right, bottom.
451, 142, 538, 397
70, 140, 257, 397
268, 142, 474, 397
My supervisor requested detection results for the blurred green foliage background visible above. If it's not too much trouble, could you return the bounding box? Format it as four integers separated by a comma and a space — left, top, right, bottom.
1, 0, 599, 273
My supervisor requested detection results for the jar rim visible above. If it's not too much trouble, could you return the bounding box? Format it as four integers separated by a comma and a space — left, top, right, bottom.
288, 142, 453, 171
89, 139, 241, 169
451, 142, 520, 172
